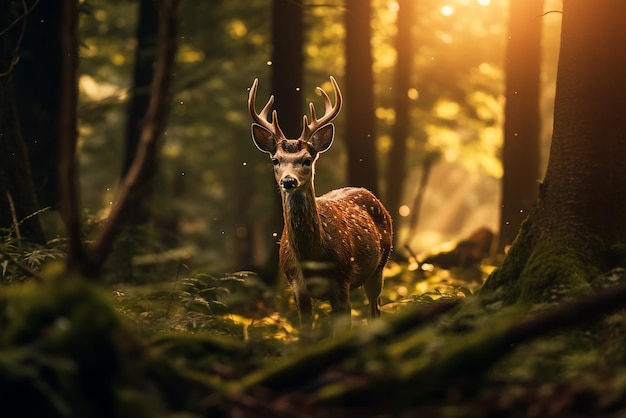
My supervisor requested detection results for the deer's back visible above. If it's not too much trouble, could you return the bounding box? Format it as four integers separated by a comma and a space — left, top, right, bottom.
315, 187, 392, 287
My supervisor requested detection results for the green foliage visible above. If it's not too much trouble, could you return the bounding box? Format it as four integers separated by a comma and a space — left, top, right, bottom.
14, 0, 626, 415
3, 240, 626, 417
0, 227, 64, 284
114, 271, 276, 338
381, 260, 485, 310
0, 275, 127, 417
0, 270, 252, 417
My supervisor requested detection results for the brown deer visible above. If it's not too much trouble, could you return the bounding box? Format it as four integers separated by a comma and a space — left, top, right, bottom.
248, 76, 392, 335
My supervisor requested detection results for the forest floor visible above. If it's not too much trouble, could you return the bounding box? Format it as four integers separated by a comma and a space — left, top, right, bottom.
3, 252, 626, 417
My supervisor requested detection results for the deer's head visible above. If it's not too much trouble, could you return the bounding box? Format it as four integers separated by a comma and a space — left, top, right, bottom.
248, 77, 342, 192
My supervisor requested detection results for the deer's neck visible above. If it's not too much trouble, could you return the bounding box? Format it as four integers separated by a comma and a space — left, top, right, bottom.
281, 187, 323, 259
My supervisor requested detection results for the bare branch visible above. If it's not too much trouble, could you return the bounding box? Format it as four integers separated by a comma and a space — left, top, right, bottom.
0, 0, 40, 77
0, 0, 40, 37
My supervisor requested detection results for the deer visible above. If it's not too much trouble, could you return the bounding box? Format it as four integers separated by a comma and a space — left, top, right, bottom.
248, 76, 393, 336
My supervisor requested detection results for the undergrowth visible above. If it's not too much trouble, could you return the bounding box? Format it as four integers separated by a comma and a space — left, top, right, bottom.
0, 229, 65, 284
5, 223, 626, 416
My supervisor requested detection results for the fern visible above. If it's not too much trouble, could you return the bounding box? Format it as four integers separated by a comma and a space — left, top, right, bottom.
114, 271, 275, 340
0, 235, 64, 284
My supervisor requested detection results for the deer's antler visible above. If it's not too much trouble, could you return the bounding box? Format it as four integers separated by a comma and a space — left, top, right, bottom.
248, 78, 286, 140
300, 76, 342, 142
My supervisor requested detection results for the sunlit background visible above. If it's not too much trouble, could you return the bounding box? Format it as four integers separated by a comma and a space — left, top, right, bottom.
77, 0, 563, 273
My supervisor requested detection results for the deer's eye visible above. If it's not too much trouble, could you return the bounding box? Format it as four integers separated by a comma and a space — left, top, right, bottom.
271, 158, 279, 166
302, 158, 313, 167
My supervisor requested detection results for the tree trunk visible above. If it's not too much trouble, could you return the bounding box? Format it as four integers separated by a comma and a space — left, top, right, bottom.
541, 1, 626, 240
58, 0, 84, 272
271, 0, 303, 139
385, 0, 414, 246
0, 0, 46, 244
345, 0, 378, 194
497, 0, 543, 254
84, 0, 181, 273
482, 0, 626, 305
123, 0, 159, 178
13, 0, 62, 212
121, 0, 160, 225
248, 0, 304, 281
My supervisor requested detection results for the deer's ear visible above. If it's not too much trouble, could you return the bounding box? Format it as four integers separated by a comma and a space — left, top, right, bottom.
309, 124, 334, 154
251, 123, 277, 154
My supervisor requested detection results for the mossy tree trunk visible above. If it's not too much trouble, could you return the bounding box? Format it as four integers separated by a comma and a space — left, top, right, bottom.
483, 0, 626, 305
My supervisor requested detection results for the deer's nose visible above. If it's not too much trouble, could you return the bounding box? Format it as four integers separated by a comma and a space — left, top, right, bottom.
280, 176, 298, 190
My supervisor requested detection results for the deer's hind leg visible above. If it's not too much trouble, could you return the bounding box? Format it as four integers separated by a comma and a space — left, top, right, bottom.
329, 280, 352, 333
363, 268, 383, 320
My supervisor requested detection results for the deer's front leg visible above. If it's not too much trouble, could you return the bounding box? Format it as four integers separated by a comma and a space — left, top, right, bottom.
292, 281, 313, 336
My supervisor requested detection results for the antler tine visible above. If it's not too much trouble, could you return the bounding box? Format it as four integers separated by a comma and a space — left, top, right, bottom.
301, 76, 343, 140
248, 78, 285, 139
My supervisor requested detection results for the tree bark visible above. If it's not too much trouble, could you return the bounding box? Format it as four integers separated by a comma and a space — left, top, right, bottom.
271, 0, 303, 139
483, 0, 626, 304
85, 0, 182, 272
13, 0, 62, 211
121, 0, 160, 227
54, 0, 181, 275
248, 0, 304, 281
58, 0, 84, 271
0, 0, 47, 244
345, 0, 379, 194
497, 0, 543, 253
540, 1, 626, 240
123, 0, 159, 177
385, 0, 414, 245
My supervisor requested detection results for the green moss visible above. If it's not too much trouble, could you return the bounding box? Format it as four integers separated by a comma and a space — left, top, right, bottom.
516, 229, 601, 305
481, 201, 614, 307
604, 242, 626, 269
480, 203, 540, 303
0, 274, 128, 417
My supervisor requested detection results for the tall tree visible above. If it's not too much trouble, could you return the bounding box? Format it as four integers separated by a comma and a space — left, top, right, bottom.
13, 0, 61, 212
345, 0, 378, 194
123, 0, 159, 178
241, 0, 304, 279
56, 0, 182, 275
497, 0, 543, 254
0, 0, 46, 243
483, 0, 626, 305
271, 0, 304, 139
385, 0, 415, 246
58, 0, 83, 272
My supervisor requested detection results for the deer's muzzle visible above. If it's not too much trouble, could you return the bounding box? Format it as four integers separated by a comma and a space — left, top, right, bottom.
280, 176, 298, 190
